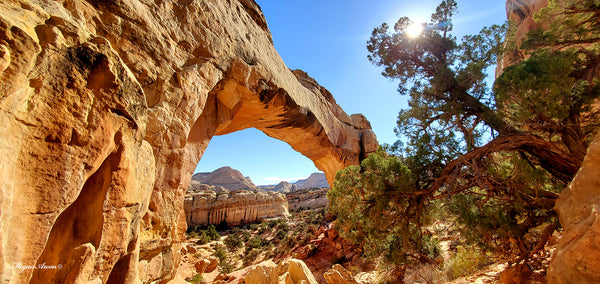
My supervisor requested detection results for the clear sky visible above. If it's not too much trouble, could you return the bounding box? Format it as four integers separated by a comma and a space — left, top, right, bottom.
194, 0, 508, 185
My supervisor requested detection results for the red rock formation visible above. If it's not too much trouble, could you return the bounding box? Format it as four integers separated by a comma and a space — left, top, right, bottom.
548, 133, 600, 283
0, 0, 378, 282
498, 0, 548, 74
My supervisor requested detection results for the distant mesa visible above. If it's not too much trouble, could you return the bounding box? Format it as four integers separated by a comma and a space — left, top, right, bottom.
295, 172, 329, 189
191, 166, 256, 191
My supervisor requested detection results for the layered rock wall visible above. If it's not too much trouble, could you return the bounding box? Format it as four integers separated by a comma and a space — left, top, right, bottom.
184, 190, 289, 227
0, 0, 377, 282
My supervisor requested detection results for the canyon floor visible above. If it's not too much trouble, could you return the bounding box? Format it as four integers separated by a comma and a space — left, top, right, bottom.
174, 206, 560, 283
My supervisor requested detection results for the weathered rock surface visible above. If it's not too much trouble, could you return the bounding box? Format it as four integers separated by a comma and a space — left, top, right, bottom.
184, 189, 289, 227
290, 222, 361, 284
324, 264, 360, 284
549, 132, 600, 283
499, 0, 549, 73
260, 181, 298, 193
273, 181, 298, 193
0, 0, 377, 283
287, 188, 329, 211
242, 259, 318, 284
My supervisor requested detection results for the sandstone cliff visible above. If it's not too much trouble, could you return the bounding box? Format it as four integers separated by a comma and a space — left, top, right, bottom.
184, 189, 289, 227
0, 0, 378, 282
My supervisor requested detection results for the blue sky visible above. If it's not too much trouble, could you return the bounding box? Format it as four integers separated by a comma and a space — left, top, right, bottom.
195, 0, 508, 185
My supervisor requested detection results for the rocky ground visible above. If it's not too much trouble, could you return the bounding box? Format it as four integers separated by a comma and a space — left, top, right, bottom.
173, 206, 560, 284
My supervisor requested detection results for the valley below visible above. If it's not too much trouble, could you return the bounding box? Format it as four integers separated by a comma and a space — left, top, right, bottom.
178, 167, 559, 284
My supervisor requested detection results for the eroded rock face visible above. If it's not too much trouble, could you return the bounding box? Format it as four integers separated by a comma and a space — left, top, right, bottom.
0, 0, 377, 282
549, 132, 600, 283
184, 189, 289, 227
287, 188, 329, 211
498, 0, 548, 74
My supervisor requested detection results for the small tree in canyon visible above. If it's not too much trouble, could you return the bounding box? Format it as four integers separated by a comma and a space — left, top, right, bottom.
329, 0, 600, 273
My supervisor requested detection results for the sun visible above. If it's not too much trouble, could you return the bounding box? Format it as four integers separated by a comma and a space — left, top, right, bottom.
406, 22, 424, 38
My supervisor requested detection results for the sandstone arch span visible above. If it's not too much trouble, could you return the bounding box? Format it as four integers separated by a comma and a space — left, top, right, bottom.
0, 0, 376, 282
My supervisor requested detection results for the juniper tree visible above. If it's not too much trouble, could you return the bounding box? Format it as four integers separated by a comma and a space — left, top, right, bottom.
329, 0, 600, 268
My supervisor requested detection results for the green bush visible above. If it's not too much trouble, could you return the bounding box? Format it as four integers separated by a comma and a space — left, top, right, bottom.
190, 273, 204, 284
444, 246, 493, 280
246, 236, 266, 249
206, 225, 220, 241
219, 262, 235, 274
196, 232, 210, 245
275, 229, 287, 240
243, 249, 261, 266
213, 245, 227, 263
224, 234, 243, 251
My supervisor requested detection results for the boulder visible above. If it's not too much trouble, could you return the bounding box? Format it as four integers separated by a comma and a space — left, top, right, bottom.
324, 264, 359, 284
204, 257, 220, 274
548, 133, 600, 283
242, 259, 317, 284
194, 259, 210, 273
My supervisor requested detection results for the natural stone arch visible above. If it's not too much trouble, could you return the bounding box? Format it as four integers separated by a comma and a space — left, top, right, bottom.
0, 0, 376, 282
184, 60, 377, 186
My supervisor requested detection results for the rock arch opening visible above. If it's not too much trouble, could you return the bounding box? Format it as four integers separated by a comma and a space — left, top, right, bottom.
195, 128, 320, 187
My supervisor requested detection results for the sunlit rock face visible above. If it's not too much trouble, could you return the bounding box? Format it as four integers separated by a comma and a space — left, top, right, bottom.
0, 0, 377, 282
549, 133, 600, 283
499, 0, 548, 73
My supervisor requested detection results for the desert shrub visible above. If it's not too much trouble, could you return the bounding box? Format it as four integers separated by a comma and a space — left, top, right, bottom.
277, 221, 290, 232
275, 228, 288, 240
213, 244, 227, 263
219, 262, 235, 274
444, 245, 493, 280
246, 236, 266, 249
224, 234, 243, 251
190, 273, 204, 284
196, 232, 210, 245
243, 249, 261, 266
258, 223, 269, 234
206, 225, 220, 241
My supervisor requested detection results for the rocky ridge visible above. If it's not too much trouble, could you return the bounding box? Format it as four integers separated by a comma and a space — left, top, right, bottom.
260, 172, 329, 192
295, 172, 329, 189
